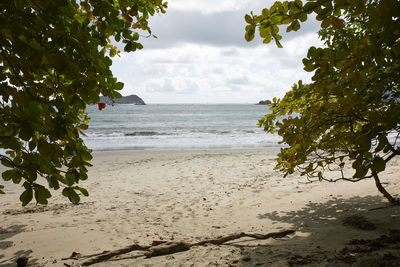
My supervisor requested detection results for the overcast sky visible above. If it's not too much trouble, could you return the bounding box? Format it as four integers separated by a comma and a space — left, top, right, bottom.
111, 0, 322, 103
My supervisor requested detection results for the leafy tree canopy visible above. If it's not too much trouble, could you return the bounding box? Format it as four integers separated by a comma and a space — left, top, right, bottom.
245, 0, 400, 202
0, 0, 167, 205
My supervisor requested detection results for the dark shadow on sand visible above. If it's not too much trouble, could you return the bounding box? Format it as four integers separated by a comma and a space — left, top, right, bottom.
233, 195, 400, 266
0, 224, 39, 267
257, 195, 385, 229
0, 224, 26, 252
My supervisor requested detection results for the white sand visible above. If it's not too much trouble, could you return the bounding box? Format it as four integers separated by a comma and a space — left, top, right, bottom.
0, 148, 399, 266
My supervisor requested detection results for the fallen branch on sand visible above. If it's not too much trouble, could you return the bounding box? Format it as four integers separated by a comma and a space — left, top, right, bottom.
78, 229, 295, 266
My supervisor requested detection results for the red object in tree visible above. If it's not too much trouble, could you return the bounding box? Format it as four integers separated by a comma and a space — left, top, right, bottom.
127, 15, 133, 22
287, 157, 292, 163
98, 102, 106, 110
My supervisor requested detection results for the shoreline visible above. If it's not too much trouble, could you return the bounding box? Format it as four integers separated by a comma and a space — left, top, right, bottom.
1, 148, 399, 266
90, 146, 283, 155
86, 143, 284, 154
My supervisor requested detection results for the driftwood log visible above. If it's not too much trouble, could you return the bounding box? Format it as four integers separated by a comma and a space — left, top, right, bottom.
80, 229, 295, 266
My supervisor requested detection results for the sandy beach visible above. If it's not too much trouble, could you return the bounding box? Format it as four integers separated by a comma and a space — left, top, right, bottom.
1, 148, 399, 266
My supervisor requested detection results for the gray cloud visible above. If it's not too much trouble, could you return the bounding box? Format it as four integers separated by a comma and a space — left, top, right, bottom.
226, 74, 249, 85
141, 9, 320, 49
220, 48, 239, 56
111, 2, 323, 103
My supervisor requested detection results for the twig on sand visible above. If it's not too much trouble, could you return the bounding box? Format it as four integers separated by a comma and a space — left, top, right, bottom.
79, 229, 295, 266
81, 244, 150, 266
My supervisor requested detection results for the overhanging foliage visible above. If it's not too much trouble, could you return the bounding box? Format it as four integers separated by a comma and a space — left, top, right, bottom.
0, 0, 167, 205
245, 0, 400, 202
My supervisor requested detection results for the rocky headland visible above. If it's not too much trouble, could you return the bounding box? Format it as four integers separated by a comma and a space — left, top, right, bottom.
256, 100, 272, 105
100, 94, 146, 105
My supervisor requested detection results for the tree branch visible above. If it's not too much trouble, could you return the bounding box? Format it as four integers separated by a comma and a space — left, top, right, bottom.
79, 229, 295, 266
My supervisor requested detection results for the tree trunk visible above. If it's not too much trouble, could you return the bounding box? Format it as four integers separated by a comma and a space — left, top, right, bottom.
372, 172, 398, 204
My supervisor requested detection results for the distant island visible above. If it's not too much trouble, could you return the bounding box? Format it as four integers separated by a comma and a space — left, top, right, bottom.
100, 94, 146, 105
256, 100, 272, 105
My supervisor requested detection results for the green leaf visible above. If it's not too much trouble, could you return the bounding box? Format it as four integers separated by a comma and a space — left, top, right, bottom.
62, 188, 80, 204
75, 186, 89, 197
114, 82, 124, 90
245, 31, 254, 42
46, 175, 60, 190
357, 135, 371, 151
37, 155, 54, 174
371, 157, 386, 173
262, 8, 269, 16
375, 135, 389, 153
66, 171, 77, 186
79, 172, 88, 181
303, 63, 315, 72
262, 34, 272, 44
260, 28, 270, 38
29, 39, 42, 51
275, 38, 283, 48
20, 186, 33, 206
331, 17, 344, 29
62, 188, 69, 197
321, 18, 331, 28
19, 123, 32, 141
270, 15, 283, 24
282, 17, 293, 24
353, 167, 368, 178
68, 188, 81, 204
292, 20, 300, 31
299, 13, 307, 22
27, 101, 43, 120
294, 0, 302, 7
80, 150, 93, 161
28, 140, 36, 151
2, 169, 16, 181
245, 14, 252, 24
34, 184, 52, 205
307, 46, 317, 57
13, 0, 25, 11
1, 158, 14, 168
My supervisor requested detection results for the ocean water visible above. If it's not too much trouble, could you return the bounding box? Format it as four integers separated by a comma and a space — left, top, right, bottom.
83, 104, 281, 151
